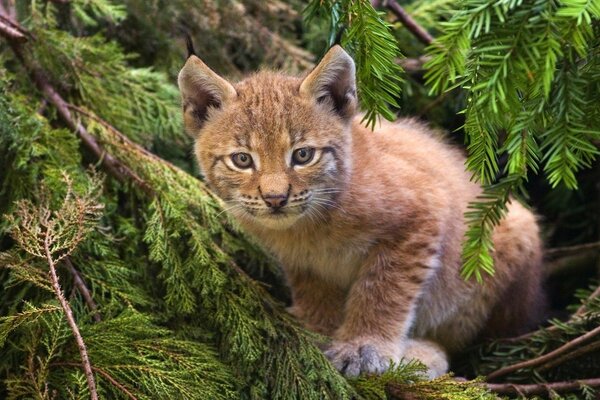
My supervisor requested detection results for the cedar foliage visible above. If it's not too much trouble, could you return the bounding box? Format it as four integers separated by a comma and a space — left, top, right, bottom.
0, 0, 598, 399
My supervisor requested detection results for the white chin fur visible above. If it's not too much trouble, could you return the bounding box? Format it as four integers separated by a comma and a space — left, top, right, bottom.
254, 214, 300, 230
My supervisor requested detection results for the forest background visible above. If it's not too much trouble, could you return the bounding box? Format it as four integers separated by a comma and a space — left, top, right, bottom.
0, 0, 599, 399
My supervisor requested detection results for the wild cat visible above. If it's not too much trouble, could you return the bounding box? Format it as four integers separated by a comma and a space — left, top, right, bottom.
177, 45, 545, 378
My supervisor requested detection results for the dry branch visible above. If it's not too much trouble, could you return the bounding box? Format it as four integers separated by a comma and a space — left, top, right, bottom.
372, 0, 434, 46
485, 377, 600, 396
486, 325, 600, 381
64, 257, 101, 323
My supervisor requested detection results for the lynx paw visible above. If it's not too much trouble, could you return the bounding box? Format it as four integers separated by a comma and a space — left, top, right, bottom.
324, 339, 398, 377
403, 339, 449, 379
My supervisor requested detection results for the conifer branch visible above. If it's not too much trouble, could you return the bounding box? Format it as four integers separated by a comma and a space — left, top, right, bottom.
64, 257, 101, 323
372, 0, 435, 46
0, 15, 153, 196
575, 284, 600, 317
44, 232, 98, 400
486, 325, 600, 381
54, 362, 138, 400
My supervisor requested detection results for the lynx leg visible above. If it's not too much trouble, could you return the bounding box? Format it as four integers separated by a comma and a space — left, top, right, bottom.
285, 268, 346, 336
325, 238, 442, 377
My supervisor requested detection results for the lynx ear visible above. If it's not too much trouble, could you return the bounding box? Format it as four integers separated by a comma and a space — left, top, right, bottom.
178, 55, 237, 133
299, 45, 357, 120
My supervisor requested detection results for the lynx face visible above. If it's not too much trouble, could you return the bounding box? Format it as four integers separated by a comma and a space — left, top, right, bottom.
178, 47, 357, 229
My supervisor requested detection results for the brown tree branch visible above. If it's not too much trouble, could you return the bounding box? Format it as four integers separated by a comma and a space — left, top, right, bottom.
546, 241, 600, 259
372, 0, 434, 46
386, 378, 600, 398
0, 14, 26, 41
486, 325, 600, 381
44, 230, 98, 400
484, 377, 600, 396
63, 257, 101, 323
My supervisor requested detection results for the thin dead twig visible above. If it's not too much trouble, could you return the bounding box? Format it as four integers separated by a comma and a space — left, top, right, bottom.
546, 241, 600, 259
486, 325, 600, 381
372, 0, 435, 46
63, 257, 101, 323
485, 377, 600, 396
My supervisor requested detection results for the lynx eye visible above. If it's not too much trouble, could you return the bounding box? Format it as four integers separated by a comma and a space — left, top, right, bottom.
292, 147, 315, 166
231, 152, 253, 169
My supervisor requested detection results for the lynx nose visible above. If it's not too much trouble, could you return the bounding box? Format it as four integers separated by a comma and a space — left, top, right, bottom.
263, 193, 288, 210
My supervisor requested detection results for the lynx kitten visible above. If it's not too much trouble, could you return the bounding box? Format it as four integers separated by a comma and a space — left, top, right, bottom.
178, 46, 545, 378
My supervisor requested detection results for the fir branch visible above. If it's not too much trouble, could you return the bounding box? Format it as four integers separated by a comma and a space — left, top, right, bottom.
486, 325, 600, 381
305, 0, 404, 127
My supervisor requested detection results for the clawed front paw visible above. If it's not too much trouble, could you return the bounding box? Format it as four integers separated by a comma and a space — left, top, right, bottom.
324, 339, 397, 377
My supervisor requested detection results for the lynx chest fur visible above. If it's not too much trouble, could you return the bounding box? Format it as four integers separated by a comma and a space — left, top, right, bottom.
178, 45, 545, 378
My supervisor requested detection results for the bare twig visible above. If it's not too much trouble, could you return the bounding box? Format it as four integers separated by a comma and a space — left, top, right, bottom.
44, 231, 98, 400
0, 14, 26, 41
485, 377, 600, 396
546, 241, 600, 259
502, 283, 600, 343
537, 339, 600, 372
372, 0, 435, 46
63, 257, 101, 323
486, 325, 600, 381
397, 55, 431, 72
54, 362, 138, 400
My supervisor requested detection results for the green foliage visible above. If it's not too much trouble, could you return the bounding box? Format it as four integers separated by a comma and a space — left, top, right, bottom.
350, 361, 498, 400
423, 0, 600, 278
305, 0, 404, 128
1, 0, 597, 398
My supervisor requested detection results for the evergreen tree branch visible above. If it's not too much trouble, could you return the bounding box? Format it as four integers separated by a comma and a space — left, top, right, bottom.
574, 284, 600, 317
63, 257, 101, 323
485, 377, 600, 396
486, 324, 600, 381
42, 217, 98, 400
0, 16, 153, 196
54, 362, 138, 400
372, 0, 435, 45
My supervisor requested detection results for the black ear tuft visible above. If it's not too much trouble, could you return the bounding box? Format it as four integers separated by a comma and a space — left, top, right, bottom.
185, 34, 196, 59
